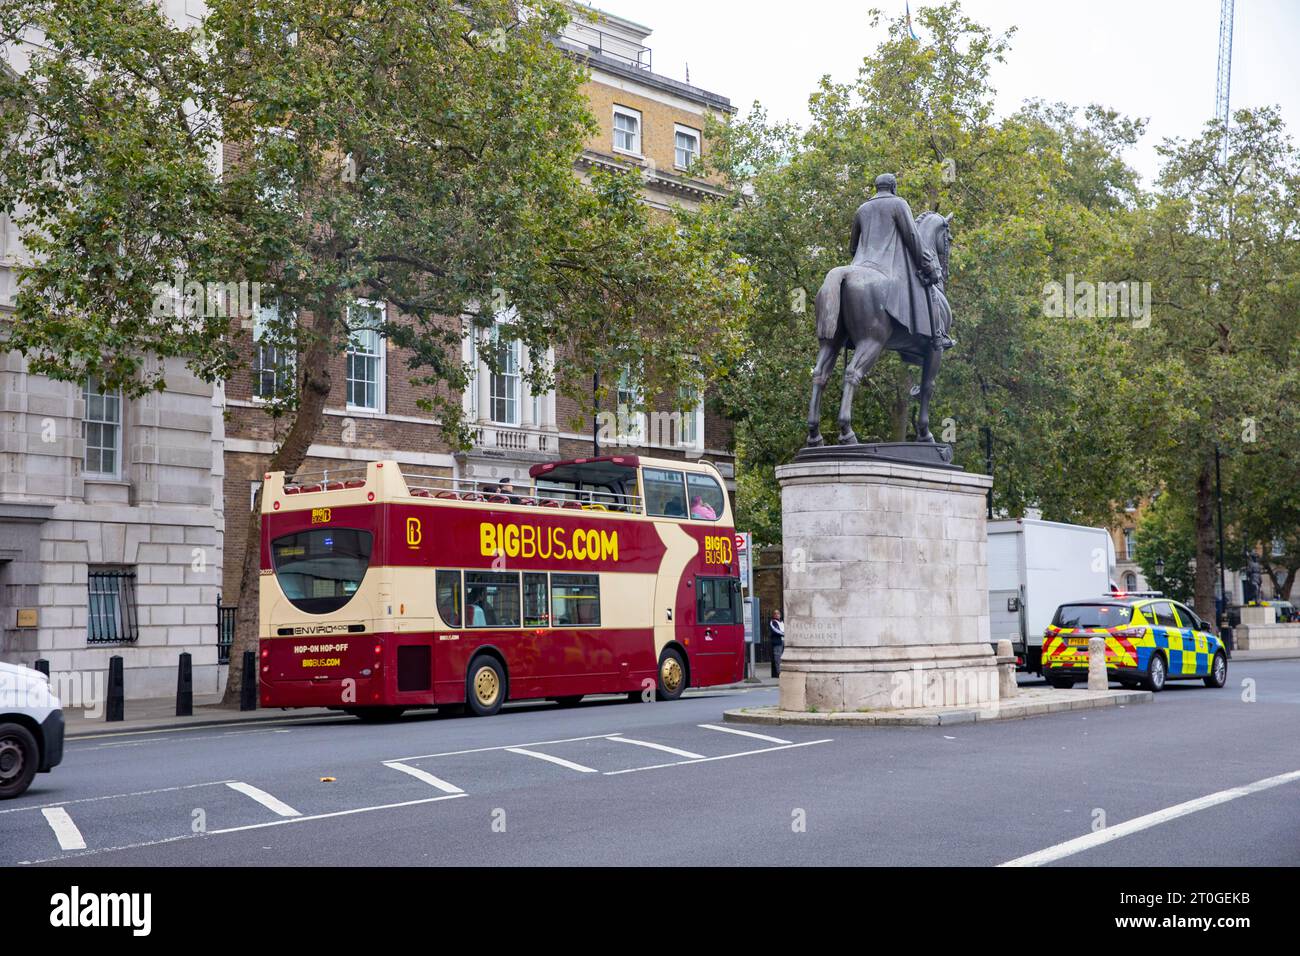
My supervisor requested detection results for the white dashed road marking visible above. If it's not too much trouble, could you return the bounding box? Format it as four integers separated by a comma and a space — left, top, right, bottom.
1000, 769, 1300, 867
505, 748, 598, 773
608, 736, 705, 760
41, 807, 87, 851
383, 761, 465, 794
604, 739, 834, 775
697, 723, 791, 745
226, 781, 301, 817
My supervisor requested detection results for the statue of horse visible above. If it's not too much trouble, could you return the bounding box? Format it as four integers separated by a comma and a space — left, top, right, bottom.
805, 211, 953, 447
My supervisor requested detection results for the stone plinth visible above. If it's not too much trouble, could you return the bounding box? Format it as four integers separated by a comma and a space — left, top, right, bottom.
776, 456, 996, 712
1240, 605, 1277, 626
1235, 622, 1300, 651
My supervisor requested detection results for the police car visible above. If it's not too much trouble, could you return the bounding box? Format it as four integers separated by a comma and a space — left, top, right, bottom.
0, 661, 65, 798
1041, 594, 1227, 692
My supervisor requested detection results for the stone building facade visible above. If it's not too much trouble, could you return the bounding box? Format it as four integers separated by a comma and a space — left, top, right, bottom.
0, 1, 226, 701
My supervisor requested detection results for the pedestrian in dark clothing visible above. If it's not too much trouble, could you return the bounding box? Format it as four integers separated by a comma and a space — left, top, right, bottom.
768, 609, 785, 678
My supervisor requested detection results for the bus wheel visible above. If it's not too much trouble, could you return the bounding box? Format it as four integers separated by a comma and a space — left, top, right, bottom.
467, 656, 506, 717
347, 707, 405, 723
0, 723, 38, 799
656, 648, 686, 702
549, 696, 583, 708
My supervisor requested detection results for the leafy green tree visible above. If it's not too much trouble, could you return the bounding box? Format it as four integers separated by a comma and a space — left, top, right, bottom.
1133, 492, 1197, 605
0, 0, 750, 702
1130, 107, 1300, 620
703, 2, 1151, 541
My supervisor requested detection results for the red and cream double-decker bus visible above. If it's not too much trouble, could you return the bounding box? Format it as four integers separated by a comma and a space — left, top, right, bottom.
257, 455, 744, 720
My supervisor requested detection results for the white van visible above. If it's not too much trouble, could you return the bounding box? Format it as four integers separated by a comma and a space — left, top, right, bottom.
0, 661, 65, 798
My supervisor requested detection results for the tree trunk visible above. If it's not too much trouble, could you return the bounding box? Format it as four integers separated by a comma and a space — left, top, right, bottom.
221, 302, 338, 707
1193, 457, 1218, 623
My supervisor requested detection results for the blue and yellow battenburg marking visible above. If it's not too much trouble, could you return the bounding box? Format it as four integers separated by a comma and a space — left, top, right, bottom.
1042, 605, 1220, 677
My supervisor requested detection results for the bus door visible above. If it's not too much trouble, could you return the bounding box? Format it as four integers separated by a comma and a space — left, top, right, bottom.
692, 575, 743, 685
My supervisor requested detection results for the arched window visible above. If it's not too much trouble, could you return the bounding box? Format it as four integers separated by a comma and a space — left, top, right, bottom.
1124, 572, 1137, 591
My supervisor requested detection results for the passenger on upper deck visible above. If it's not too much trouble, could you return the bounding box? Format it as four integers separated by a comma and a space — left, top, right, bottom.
690, 495, 717, 520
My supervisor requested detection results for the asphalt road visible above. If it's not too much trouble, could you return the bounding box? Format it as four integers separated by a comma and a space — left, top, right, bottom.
4, 660, 1298, 866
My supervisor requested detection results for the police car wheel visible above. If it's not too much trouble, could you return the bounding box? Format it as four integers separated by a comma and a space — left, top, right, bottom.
0, 723, 39, 800
1142, 652, 1167, 692
1045, 673, 1074, 689
1203, 652, 1227, 688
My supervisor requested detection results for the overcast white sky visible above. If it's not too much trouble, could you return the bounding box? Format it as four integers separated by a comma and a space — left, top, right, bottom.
592, 0, 1300, 184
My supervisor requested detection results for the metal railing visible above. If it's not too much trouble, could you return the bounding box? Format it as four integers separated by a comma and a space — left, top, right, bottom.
565, 23, 652, 71
402, 469, 644, 513
217, 596, 237, 665
280, 463, 644, 512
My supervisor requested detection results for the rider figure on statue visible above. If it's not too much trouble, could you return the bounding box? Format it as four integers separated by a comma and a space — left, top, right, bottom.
849, 173, 955, 350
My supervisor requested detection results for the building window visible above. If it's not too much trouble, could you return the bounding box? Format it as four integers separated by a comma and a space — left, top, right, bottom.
613, 106, 641, 155
617, 366, 644, 443
346, 299, 385, 412
1124, 572, 1137, 591
82, 376, 122, 478
678, 385, 703, 450
1123, 528, 1135, 561
674, 125, 699, 169
252, 301, 296, 401
489, 333, 521, 425
87, 568, 139, 643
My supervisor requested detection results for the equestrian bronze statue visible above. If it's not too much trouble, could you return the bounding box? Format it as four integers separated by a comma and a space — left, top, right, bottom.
806, 173, 954, 448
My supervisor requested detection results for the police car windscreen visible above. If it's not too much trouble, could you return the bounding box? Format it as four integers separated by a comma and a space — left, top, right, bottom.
1053, 604, 1133, 628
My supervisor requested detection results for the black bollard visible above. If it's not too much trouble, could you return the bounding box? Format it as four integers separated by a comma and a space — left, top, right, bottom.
239, 649, 257, 711
33, 658, 49, 677
176, 652, 193, 717
106, 656, 125, 722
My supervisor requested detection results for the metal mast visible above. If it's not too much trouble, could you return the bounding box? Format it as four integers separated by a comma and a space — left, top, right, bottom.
1215, 0, 1235, 163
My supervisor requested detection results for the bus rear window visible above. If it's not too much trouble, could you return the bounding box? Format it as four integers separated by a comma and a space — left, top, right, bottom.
1053, 604, 1133, 628
272, 529, 372, 615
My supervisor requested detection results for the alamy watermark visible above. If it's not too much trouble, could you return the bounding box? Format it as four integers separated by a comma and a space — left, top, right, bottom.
1043, 273, 1151, 328
150, 274, 262, 321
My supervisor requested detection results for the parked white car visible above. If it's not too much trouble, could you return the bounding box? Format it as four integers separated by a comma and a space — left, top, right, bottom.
0, 661, 64, 799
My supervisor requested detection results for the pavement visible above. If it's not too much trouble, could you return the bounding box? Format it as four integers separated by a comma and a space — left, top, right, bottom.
726, 685, 1151, 727
62, 672, 783, 738
6, 657, 1297, 866
62, 648, 1297, 737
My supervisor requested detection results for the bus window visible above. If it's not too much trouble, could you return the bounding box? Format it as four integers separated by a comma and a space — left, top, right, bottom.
686, 473, 725, 521
436, 570, 462, 628
643, 467, 687, 518
271, 529, 372, 615
697, 576, 740, 625
465, 571, 520, 627
523, 572, 550, 627
552, 574, 600, 626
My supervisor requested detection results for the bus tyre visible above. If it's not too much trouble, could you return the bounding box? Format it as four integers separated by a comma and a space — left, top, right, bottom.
1203, 651, 1227, 688
0, 723, 39, 800
656, 648, 687, 702
1142, 652, 1167, 693
467, 655, 506, 717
